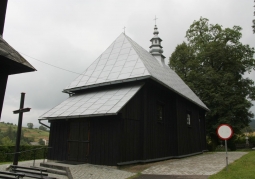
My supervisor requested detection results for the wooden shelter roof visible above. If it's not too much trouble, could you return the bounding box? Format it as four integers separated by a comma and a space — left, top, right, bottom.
0, 0, 35, 75
0, 35, 36, 74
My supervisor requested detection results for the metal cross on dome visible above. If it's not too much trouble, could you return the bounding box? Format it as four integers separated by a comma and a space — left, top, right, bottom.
154, 16, 158, 25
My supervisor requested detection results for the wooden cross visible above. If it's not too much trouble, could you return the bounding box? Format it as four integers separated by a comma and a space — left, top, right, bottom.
154, 16, 158, 25
13, 92, 31, 165
123, 26, 126, 34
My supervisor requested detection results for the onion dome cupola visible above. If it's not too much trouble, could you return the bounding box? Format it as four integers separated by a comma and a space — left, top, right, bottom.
149, 25, 166, 65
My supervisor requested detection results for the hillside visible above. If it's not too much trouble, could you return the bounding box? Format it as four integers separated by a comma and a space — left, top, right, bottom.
0, 122, 49, 143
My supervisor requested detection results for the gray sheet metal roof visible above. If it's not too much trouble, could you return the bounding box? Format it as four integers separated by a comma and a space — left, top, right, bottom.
39, 83, 143, 120
63, 33, 208, 110
64, 34, 150, 91
0, 35, 36, 74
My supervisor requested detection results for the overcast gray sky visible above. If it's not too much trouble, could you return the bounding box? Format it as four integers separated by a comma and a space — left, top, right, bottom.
1, 0, 255, 127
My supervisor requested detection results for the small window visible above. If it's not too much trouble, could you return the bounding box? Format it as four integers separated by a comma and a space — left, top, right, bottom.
155, 40, 158, 44
157, 104, 163, 121
187, 113, 191, 125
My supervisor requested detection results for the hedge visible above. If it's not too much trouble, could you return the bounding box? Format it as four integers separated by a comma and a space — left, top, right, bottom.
0, 146, 49, 163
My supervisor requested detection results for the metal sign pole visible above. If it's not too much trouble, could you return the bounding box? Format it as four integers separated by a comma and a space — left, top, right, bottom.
217, 124, 233, 172
225, 140, 228, 171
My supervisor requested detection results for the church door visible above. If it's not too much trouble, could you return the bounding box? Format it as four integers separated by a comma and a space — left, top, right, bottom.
68, 120, 90, 162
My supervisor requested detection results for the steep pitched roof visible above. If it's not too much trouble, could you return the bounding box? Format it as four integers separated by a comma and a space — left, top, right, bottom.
0, 35, 36, 74
64, 33, 208, 110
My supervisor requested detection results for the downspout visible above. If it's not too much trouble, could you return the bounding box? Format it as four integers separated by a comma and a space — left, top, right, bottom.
38, 119, 50, 129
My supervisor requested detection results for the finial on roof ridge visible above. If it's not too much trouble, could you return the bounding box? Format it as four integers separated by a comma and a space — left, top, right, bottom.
153, 25, 159, 35
149, 23, 165, 66
154, 15, 158, 25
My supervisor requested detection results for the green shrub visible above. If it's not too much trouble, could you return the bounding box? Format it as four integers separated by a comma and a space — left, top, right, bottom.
0, 146, 49, 162
235, 135, 255, 145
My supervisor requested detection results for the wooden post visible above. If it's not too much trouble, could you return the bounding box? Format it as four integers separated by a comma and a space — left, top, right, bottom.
13, 93, 31, 165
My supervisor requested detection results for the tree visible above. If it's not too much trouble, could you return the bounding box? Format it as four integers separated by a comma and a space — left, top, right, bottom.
169, 17, 255, 150
39, 125, 47, 131
27, 123, 33, 129
38, 138, 45, 146
1, 136, 14, 146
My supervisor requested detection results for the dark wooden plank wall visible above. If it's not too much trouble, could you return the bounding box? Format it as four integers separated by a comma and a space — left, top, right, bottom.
47, 80, 207, 165
89, 116, 120, 166
48, 120, 69, 161
0, 0, 8, 36
199, 110, 207, 151
118, 87, 143, 163
176, 96, 206, 156
0, 63, 8, 119
142, 81, 177, 160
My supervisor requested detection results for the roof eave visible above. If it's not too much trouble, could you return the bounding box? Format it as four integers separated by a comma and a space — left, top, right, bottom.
39, 113, 118, 121
149, 76, 209, 111
62, 76, 150, 93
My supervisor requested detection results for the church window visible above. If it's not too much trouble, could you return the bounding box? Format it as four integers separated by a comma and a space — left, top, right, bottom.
157, 103, 164, 121
187, 112, 191, 125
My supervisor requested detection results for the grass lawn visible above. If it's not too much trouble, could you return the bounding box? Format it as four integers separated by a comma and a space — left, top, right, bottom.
209, 151, 255, 179
0, 162, 12, 165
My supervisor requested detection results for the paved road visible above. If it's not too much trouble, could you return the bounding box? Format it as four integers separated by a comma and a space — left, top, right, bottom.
0, 152, 247, 179
141, 152, 247, 175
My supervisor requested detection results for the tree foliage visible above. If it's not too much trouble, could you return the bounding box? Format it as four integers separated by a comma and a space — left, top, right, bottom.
27, 123, 33, 129
0, 126, 34, 145
39, 125, 47, 131
169, 17, 255, 149
38, 138, 45, 145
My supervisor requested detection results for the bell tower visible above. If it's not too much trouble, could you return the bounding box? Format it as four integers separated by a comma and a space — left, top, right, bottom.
149, 23, 165, 66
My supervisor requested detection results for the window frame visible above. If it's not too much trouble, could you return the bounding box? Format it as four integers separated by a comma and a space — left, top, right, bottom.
186, 111, 191, 126
157, 101, 165, 122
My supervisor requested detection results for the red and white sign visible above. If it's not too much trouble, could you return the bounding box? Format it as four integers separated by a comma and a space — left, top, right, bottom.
217, 124, 233, 140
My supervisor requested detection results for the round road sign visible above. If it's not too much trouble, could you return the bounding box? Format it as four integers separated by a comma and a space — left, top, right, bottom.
217, 124, 233, 140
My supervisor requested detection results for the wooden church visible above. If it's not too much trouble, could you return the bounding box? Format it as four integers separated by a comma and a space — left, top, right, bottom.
39, 25, 209, 166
